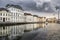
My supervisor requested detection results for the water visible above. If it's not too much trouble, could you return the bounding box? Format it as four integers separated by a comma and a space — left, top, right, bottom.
0, 23, 60, 40
21, 23, 60, 40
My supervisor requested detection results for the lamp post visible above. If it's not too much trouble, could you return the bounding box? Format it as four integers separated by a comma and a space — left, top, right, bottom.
58, 10, 59, 20
55, 6, 60, 20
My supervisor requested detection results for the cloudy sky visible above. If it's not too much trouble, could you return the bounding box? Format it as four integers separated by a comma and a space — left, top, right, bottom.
0, 0, 60, 18
0, 0, 59, 12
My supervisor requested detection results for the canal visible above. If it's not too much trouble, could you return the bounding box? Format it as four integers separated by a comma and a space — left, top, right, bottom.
21, 23, 60, 40
0, 23, 60, 40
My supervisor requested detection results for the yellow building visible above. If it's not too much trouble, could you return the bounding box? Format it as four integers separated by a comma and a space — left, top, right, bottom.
47, 17, 57, 23
39, 17, 46, 23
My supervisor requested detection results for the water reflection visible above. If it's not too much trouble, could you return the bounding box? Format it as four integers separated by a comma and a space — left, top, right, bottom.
1, 23, 60, 40
0, 23, 46, 40
0, 23, 46, 36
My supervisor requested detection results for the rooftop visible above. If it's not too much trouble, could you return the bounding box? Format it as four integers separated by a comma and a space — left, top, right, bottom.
33, 15, 38, 17
0, 8, 9, 12
24, 13, 32, 16
6, 4, 23, 10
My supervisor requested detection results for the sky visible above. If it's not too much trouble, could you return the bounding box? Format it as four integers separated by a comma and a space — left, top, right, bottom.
0, 0, 59, 12
0, 0, 60, 18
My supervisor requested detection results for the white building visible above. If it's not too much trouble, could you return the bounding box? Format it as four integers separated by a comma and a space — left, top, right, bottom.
0, 8, 11, 23
6, 4, 25, 23
33, 15, 38, 22
24, 13, 34, 22
5, 4, 26, 38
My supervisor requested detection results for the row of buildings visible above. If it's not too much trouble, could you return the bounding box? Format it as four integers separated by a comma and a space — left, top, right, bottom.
0, 4, 46, 23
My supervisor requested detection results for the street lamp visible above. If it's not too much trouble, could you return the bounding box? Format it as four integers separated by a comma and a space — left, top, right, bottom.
55, 6, 60, 20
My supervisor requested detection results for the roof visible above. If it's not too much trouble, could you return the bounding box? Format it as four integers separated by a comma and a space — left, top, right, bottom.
38, 17, 46, 19
0, 8, 9, 12
6, 4, 23, 10
24, 13, 32, 16
33, 15, 38, 17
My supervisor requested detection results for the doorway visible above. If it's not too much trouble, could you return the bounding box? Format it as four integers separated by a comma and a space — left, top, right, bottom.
3, 18, 5, 22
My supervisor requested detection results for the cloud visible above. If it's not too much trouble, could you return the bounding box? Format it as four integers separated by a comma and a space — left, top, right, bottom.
0, 0, 17, 7
51, 0, 60, 6
0, 0, 60, 12
34, 0, 51, 8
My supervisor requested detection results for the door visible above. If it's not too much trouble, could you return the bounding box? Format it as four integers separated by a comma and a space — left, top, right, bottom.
3, 18, 5, 22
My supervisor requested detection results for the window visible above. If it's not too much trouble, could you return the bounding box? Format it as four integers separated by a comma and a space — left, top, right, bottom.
18, 10, 20, 12
16, 17, 17, 19
6, 18, 7, 20
0, 17, 2, 20
8, 18, 10, 20
14, 13, 15, 16
16, 9, 18, 11
6, 14, 7, 16
13, 8, 14, 11
12, 8, 14, 11
8, 14, 10, 16
0, 13, 2, 16
13, 8, 15, 11
16, 13, 17, 16
3, 13, 5, 16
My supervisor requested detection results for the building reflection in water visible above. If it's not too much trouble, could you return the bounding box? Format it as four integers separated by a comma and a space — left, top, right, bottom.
0, 23, 46, 37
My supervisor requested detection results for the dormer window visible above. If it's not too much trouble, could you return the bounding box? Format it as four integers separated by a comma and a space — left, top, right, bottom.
0, 13, 2, 16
